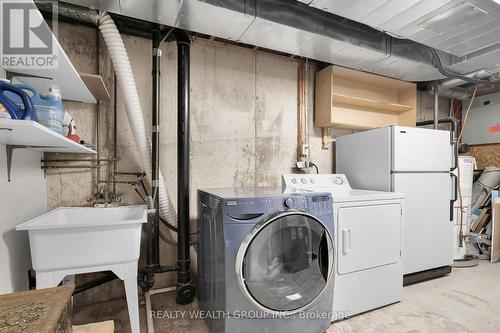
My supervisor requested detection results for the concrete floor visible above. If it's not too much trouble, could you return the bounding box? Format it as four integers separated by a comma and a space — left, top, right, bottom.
73, 261, 500, 333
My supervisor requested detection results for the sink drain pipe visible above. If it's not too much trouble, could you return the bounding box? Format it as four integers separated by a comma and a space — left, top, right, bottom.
175, 31, 195, 305
98, 14, 198, 294
146, 29, 165, 283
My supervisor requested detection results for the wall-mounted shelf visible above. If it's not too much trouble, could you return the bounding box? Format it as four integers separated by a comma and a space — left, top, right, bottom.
332, 93, 414, 113
315, 65, 417, 149
0, 119, 95, 181
0, 120, 95, 154
80, 73, 112, 102
0, 1, 96, 104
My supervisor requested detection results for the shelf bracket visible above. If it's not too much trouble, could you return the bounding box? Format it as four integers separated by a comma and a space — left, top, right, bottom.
6, 145, 24, 182
5, 145, 62, 182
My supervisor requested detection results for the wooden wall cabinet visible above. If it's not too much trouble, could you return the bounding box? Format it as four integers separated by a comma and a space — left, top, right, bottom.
315, 65, 417, 147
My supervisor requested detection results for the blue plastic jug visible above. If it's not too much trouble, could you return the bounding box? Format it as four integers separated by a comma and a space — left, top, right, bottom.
0, 81, 37, 121
5, 84, 64, 134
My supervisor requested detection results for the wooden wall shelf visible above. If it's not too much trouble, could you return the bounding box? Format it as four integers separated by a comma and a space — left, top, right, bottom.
333, 93, 414, 113
315, 66, 417, 148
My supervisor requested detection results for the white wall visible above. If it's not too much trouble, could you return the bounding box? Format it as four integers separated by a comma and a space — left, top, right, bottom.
0, 147, 47, 294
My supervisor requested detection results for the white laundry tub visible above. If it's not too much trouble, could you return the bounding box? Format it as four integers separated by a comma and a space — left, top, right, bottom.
16, 205, 147, 273
16, 205, 147, 333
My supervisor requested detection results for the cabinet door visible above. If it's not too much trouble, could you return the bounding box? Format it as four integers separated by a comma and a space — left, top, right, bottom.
337, 204, 402, 275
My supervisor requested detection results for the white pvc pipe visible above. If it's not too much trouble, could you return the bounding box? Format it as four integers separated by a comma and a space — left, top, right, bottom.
98, 13, 197, 269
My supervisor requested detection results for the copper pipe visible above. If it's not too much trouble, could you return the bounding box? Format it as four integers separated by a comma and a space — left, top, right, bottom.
113, 71, 118, 198
42, 165, 98, 169
116, 171, 146, 176
297, 61, 308, 159
98, 180, 138, 184
42, 158, 115, 162
96, 27, 101, 197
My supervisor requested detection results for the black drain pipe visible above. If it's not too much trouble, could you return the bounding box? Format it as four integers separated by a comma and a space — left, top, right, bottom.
143, 29, 162, 289
140, 29, 177, 291
176, 31, 195, 305
151, 29, 161, 268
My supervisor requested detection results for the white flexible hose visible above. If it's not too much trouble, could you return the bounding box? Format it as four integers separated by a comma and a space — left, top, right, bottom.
98, 13, 197, 269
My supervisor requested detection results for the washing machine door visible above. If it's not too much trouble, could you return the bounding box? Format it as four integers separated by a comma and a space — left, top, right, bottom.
236, 211, 333, 316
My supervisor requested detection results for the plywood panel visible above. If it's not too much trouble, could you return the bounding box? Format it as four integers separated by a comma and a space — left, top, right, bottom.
491, 199, 500, 263
468, 143, 500, 169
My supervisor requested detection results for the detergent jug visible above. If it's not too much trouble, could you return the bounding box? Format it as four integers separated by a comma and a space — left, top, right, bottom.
0, 80, 37, 121
5, 84, 64, 134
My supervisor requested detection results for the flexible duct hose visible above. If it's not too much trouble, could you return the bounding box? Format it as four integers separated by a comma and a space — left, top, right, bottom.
98, 13, 197, 269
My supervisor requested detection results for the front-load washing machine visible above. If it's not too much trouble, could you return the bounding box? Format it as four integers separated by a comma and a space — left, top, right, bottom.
283, 174, 405, 318
197, 187, 334, 333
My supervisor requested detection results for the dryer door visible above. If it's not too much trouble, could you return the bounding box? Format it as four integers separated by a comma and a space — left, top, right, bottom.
337, 204, 402, 275
236, 211, 333, 315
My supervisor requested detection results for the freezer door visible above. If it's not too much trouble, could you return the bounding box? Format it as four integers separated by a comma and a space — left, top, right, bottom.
392, 126, 452, 172
393, 173, 454, 274
337, 204, 402, 275
336, 127, 392, 191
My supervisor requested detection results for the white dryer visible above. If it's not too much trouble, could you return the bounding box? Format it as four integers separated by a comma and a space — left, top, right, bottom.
282, 174, 405, 318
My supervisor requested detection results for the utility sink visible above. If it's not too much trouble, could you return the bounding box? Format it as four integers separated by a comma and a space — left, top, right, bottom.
17, 205, 147, 273
16, 205, 147, 333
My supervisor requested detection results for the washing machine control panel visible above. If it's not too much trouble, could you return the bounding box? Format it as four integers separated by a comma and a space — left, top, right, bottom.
260, 195, 331, 214
282, 174, 352, 192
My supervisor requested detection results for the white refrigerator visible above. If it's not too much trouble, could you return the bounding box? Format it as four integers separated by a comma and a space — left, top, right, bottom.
336, 126, 456, 275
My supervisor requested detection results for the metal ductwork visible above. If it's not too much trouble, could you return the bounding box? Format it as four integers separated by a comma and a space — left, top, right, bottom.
439, 69, 495, 91
301, 0, 500, 74
62, 0, 500, 84
63, 0, 452, 82
434, 86, 471, 100
430, 67, 500, 100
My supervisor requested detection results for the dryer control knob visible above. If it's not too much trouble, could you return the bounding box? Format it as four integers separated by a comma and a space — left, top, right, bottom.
284, 197, 295, 208
334, 176, 344, 185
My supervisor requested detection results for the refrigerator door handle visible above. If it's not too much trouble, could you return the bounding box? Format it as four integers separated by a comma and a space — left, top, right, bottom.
450, 173, 458, 221
450, 141, 458, 171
